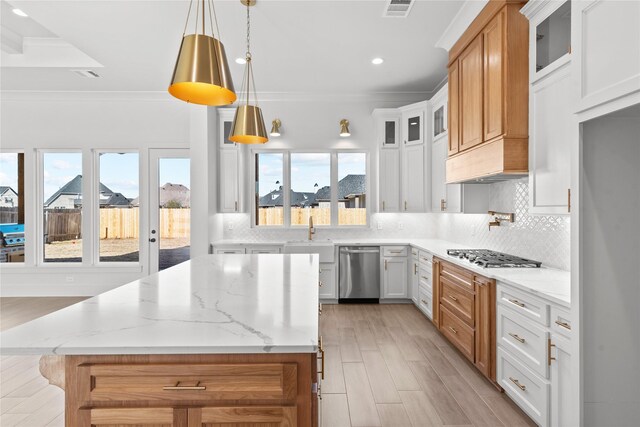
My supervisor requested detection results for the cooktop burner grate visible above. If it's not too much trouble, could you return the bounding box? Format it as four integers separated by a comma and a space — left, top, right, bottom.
446, 249, 542, 268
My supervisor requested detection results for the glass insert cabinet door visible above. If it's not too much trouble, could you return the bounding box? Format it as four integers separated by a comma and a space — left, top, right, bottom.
403, 109, 424, 146
535, 1, 571, 73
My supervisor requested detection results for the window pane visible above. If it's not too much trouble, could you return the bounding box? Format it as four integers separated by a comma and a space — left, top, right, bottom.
338, 153, 367, 226
158, 158, 190, 270
43, 152, 83, 262
290, 153, 331, 226
99, 153, 139, 262
256, 153, 284, 226
0, 153, 25, 263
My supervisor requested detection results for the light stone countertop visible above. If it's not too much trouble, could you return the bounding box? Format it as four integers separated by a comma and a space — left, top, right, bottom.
212, 238, 571, 307
0, 254, 320, 355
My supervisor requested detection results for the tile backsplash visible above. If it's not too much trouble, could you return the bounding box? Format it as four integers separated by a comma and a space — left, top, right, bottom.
220, 178, 570, 270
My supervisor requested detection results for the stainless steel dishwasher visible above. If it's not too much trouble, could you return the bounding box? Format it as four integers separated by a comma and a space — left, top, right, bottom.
339, 246, 380, 302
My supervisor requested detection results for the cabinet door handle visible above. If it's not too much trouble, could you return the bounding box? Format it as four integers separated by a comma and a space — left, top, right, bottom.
548, 338, 556, 366
404, 201, 408, 211
567, 188, 571, 213
509, 377, 526, 391
555, 320, 571, 330
508, 299, 525, 308
318, 303, 323, 316
319, 281, 324, 288
448, 295, 458, 302
318, 336, 325, 380
509, 333, 525, 344
382, 201, 385, 211
414, 264, 418, 274
234, 201, 238, 211
448, 326, 458, 334
384, 259, 388, 270
440, 198, 446, 212
163, 381, 206, 391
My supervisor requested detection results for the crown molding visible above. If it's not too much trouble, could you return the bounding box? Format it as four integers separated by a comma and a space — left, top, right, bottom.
435, 0, 489, 52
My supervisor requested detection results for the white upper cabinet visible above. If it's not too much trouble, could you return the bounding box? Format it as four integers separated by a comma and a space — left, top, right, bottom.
379, 149, 401, 213
522, 0, 573, 215
572, 0, 640, 117
373, 109, 401, 148
430, 86, 448, 143
402, 143, 425, 212
218, 108, 237, 149
217, 109, 242, 213
400, 102, 427, 146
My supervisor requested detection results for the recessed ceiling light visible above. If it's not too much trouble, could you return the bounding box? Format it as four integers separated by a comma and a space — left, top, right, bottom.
371, 58, 384, 65
12, 8, 28, 17
235, 57, 246, 65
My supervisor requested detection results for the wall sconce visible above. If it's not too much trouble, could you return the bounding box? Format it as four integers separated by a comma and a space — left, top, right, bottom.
270, 119, 281, 137
339, 119, 350, 137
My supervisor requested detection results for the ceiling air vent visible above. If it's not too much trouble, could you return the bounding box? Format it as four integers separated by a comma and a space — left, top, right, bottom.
71, 69, 100, 78
383, 0, 415, 18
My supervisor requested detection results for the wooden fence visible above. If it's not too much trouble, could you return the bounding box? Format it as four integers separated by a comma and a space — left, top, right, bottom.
258, 207, 367, 226
45, 209, 82, 243
0, 207, 18, 224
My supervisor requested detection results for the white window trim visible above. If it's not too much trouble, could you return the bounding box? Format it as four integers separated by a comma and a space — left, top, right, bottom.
251, 149, 371, 229
0, 149, 26, 265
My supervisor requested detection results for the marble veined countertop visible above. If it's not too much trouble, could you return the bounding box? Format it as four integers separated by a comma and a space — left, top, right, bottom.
0, 254, 320, 355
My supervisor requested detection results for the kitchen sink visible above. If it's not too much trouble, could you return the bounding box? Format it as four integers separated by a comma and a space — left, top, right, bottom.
283, 241, 335, 263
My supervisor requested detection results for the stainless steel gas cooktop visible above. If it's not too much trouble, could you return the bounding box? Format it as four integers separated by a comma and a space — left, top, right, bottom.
446, 249, 542, 268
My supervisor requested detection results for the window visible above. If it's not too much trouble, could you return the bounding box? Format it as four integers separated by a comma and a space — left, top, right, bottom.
254, 151, 368, 227
42, 152, 83, 263
291, 153, 331, 226
255, 152, 284, 226
0, 152, 25, 263
338, 153, 367, 226
98, 152, 139, 262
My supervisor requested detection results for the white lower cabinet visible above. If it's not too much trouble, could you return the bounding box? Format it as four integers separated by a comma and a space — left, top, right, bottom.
319, 263, 337, 300
382, 249, 408, 299
497, 282, 572, 427
410, 252, 419, 304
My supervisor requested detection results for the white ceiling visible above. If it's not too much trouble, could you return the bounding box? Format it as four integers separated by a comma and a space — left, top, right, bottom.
0, 0, 464, 95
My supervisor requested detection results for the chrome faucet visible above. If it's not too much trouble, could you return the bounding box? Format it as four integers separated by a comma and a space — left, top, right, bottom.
308, 216, 315, 241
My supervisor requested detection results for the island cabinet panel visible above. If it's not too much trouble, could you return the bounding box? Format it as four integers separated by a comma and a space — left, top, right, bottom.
433, 257, 497, 386
66, 354, 317, 427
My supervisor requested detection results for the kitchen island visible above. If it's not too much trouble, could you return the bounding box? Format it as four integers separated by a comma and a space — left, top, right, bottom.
0, 254, 321, 426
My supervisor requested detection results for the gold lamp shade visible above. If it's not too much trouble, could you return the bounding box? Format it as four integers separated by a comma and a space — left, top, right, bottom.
229, 105, 269, 144
169, 34, 236, 106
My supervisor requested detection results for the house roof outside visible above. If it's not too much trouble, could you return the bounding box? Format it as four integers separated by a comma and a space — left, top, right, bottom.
314, 174, 366, 202
45, 175, 130, 207
259, 189, 315, 208
160, 183, 190, 207
0, 186, 18, 196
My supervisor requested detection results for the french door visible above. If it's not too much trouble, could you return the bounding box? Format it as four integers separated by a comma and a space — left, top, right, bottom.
149, 149, 190, 274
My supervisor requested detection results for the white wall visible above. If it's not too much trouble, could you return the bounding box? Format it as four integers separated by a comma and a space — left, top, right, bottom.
580, 110, 640, 425
0, 92, 195, 295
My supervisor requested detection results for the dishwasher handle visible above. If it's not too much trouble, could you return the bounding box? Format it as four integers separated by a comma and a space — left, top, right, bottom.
340, 249, 380, 254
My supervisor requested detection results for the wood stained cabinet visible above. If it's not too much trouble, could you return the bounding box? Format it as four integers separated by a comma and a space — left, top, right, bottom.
448, 61, 460, 156
459, 35, 485, 152
433, 258, 497, 384
483, 9, 505, 142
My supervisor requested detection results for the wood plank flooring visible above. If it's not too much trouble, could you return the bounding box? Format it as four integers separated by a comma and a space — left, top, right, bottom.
0, 299, 535, 427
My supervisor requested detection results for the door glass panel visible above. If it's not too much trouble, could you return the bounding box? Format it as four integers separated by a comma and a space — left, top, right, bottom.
99, 152, 139, 262
408, 115, 421, 141
0, 153, 25, 263
338, 153, 367, 226
384, 121, 396, 145
290, 153, 331, 226
536, 1, 571, 72
256, 153, 284, 226
43, 152, 82, 263
434, 106, 445, 137
158, 158, 190, 270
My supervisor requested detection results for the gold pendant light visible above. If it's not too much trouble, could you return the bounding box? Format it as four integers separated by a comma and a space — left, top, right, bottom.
169, 0, 236, 106
229, 0, 268, 144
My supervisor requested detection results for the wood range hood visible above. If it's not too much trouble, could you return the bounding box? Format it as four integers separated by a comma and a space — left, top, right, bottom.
445, 0, 529, 184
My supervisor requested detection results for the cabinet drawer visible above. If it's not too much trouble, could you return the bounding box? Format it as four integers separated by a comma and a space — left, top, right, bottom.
498, 306, 549, 378
550, 306, 572, 339
78, 363, 297, 404
383, 246, 408, 257
418, 251, 432, 265
214, 247, 246, 254
440, 306, 475, 362
440, 260, 475, 292
440, 277, 475, 327
497, 285, 549, 326
411, 247, 419, 257
418, 288, 433, 320
248, 246, 282, 254
497, 348, 549, 426
418, 268, 432, 293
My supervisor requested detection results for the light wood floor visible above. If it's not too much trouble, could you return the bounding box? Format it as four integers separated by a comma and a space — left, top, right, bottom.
0, 299, 535, 427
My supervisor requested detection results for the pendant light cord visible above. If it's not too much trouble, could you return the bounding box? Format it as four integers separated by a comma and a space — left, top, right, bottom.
182, 0, 194, 36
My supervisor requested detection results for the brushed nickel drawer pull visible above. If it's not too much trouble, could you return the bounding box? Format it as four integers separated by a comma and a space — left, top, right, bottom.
548, 338, 556, 366
421, 276, 430, 281
414, 264, 418, 274
163, 381, 206, 391
509, 333, 525, 343
421, 299, 429, 305
448, 326, 458, 334
509, 377, 526, 391
318, 336, 325, 380
448, 295, 458, 302
555, 320, 571, 330
319, 281, 324, 288
441, 270, 473, 287
389, 250, 403, 254
384, 259, 388, 270
509, 299, 525, 308
318, 303, 323, 316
